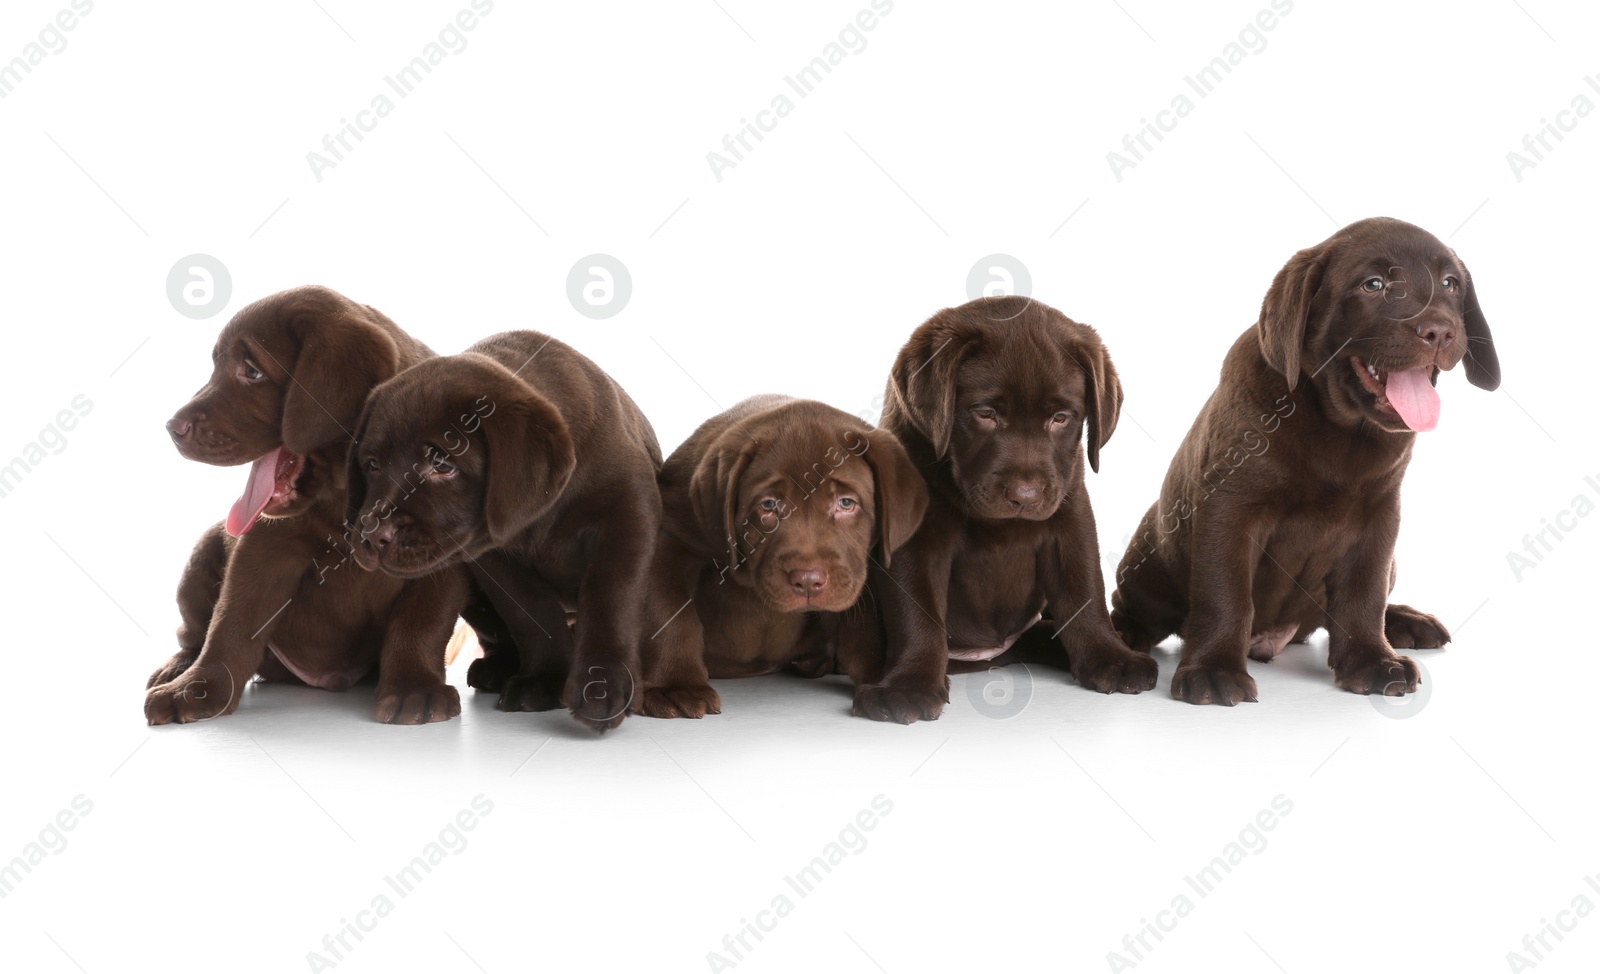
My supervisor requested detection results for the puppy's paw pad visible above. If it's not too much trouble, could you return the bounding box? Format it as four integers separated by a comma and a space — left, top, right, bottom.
1335, 654, 1419, 695
637, 684, 722, 719
1072, 649, 1159, 694
1170, 665, 1258, 706
852, 683, 947, 724
1384, 604, 1451, 650
376, 683, 461, 724
144, 667, 240, 724
497, 674, 565, 713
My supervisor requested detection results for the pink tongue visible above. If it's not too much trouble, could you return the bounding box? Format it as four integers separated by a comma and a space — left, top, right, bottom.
1385, 368, 1440, 432
226, 447, 286, 536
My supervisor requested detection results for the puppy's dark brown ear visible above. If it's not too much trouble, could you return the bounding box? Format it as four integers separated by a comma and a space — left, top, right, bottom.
1450, 249, 1501, 391
1257, 246, 1325, 390
855, 427, 928, 568
885, 311, 970, 458
472, 356, 578, 545
689, 434, 757, 575
280, 289, 402, 456
1058, 321, 1123, 474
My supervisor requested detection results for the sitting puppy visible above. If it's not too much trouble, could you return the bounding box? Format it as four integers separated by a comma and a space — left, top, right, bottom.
856, 296, 1157, 723
149, 286, 474, 724
1111, 217, 1500, 705
344, 331, 662, 732
637, 396, 927, 718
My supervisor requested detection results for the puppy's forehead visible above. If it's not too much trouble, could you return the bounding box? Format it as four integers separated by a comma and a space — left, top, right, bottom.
959, 329, 1085, 400
367, 363, 479, 440
1335, 220, 1455, 275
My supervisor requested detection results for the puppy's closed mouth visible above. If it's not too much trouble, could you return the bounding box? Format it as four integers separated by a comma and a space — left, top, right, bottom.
226, 446, 306, 536
1349, 356, 1440, 433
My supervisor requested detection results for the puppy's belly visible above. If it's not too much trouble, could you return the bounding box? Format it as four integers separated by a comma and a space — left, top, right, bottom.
266, 647, 373, 691
948, 612, 1043, 661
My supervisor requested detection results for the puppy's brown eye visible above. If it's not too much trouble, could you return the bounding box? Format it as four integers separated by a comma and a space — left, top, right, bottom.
973, 407, 997, 421
428, 451, 457, 477
1052, 412, 1072, 426
759, 499, 780, 512
241, 360, 265, 381
1441, 275, 1458, 290
1361, 277, 1384, 292
366, 459, 380, 473
837, 497, 857, 512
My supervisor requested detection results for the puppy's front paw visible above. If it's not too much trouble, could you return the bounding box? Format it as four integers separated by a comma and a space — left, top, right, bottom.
1170, 664, 1258, 706
147, 651, 199, 689
1071, 646, 1159, 694
467, 649, 519, 693
145, 665, 241, 724
637, 683, 722, 719
1334, 652, 1419, 695
375, 682, 461, 724
852, 679, 949, 724
564, 662, 635, 733
497, 673, 565, 713
1384, 605, 1451, 649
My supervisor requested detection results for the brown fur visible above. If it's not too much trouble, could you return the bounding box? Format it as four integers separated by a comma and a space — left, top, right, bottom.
1111, 217, 1500, 704
344, 331, 663, 733
149, 286, 475, 724
855, 296, 1156, 723
636, 396, 928, 718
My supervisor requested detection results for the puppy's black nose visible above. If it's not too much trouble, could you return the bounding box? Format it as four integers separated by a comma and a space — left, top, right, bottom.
1418, 321, 1456, 346
1006, 482, 1043, 506
166, 417, 191, 441
788, 568, 828, 596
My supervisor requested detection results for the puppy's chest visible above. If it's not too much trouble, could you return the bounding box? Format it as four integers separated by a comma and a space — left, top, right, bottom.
696, 581, 813, 677
946, 543, 1046, 654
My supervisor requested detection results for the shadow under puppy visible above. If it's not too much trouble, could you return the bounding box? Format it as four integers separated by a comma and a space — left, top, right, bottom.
345, 331, 662, 733
1111, 217, 1501, 705
637, 396, 928, 718
856, 296, 1157, 723
149, 285, 491, 724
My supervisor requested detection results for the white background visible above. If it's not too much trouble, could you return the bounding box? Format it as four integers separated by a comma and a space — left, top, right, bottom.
1, 1, 1595, 972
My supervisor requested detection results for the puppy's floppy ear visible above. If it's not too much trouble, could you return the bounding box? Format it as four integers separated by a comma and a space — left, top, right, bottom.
1257, 245, 1326, 390
855, 427, 928, 569
1449, 248, 1500, 391
278, 288, 402, 456
471, 355, 578, 545
689, 432, 757, 575
1057, 320, 1123, 474
886, 310, 970, 459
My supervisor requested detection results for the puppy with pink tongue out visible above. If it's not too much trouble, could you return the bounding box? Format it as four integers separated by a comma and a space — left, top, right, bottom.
1112, 217, 1501, 705
146, 286, 496, 725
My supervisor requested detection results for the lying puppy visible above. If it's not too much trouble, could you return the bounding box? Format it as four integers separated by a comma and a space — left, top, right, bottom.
344, 331, 662, 732
149, 285, 471, 724
1111, 217, 1500, 705
857, 296, 1156, 723
637, 396, 927, 718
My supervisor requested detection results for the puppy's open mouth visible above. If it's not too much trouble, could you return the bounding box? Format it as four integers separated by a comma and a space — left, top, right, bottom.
226, 446, 306, 536
1349, 357, 1440, 433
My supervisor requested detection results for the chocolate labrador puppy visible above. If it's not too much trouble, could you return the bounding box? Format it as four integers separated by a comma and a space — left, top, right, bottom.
1111, 217, 1500, 705
149, 285, 474, 724
344, 330, 662, 732
637, 396, 927, 717
857, 296, 1157, 723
